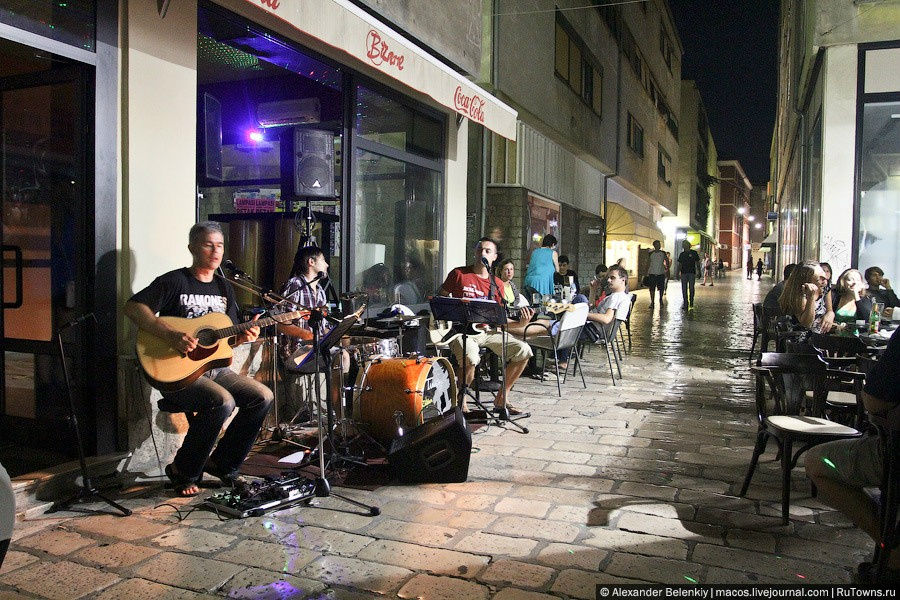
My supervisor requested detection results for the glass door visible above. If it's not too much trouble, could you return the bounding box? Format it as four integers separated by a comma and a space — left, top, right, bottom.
1, 42, 92, 467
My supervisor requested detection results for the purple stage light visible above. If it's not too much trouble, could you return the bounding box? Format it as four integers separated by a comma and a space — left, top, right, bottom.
247, 130, 264, 143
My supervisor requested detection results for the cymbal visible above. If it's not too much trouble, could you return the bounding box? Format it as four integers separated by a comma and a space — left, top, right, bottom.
376, 314, 422, 324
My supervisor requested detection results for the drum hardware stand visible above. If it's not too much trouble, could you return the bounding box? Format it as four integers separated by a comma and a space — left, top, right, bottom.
323, 362, 387, 470
46, 313, 132, 517
429, 297, 529, 434
222, 272, 311, 451
296, 307, 380, 515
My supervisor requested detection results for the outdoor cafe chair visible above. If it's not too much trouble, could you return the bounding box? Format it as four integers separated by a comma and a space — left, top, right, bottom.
807, 332, 874, 428
524, 303, 588, 396
750, 303, 777, 364
579, 318, 623, 385
617, 294, 637, 354
739, 352, 862, 524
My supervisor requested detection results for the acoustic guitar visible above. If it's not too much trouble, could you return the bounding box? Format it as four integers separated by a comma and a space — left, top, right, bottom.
136, 309, 308, 392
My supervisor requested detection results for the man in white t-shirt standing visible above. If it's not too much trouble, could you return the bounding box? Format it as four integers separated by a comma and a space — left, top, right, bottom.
647, 240, 667, 309
586, 265, 631, 338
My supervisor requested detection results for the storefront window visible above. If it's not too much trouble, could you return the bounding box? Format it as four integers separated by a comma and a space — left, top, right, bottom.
857, 100, 900, 278
351, 85, 444, 310
196, 6, 344, 298
0, 0, 95, 50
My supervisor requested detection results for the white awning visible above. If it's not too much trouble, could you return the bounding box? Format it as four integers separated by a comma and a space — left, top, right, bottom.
762, 231, 778, 244
605, 201, 664, 244
237, 0, 518, 140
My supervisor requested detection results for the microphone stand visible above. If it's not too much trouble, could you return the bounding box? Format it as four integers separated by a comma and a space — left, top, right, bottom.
46, 313, 132, 516
217, 272, 310, 450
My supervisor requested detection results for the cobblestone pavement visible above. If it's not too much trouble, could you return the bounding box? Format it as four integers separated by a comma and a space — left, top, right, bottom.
1, 272, 874, 599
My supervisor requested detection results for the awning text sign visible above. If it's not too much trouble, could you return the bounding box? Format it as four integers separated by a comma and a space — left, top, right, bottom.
241, 0, 517, 140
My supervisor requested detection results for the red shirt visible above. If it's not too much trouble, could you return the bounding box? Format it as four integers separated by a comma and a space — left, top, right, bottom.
440, 266, 505, 303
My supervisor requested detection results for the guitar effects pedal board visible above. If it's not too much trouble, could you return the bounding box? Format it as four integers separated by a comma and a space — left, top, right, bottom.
201, 473, 318, 518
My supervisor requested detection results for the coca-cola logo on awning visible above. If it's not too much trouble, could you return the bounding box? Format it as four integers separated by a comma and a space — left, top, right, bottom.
453, 86, 485, 124
254, 0, 280, 9
366, 30, 405, 71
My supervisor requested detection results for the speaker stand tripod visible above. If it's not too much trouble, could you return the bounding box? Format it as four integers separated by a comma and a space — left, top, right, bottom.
46, 315, 132, 516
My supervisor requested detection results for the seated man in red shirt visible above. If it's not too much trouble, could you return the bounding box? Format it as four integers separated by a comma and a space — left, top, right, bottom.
439, 237, 534, 416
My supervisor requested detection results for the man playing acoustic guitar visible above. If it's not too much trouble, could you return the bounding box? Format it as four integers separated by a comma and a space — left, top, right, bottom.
125, 221, 273, 497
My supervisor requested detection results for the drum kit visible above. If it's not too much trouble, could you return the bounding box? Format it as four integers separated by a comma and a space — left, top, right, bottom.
281, 313, 460, 467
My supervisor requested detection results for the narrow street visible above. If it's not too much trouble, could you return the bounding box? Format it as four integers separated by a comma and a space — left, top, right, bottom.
0, 271, 874, 598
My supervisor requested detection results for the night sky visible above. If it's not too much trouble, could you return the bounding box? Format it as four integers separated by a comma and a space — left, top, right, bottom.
670, 1, 779, 185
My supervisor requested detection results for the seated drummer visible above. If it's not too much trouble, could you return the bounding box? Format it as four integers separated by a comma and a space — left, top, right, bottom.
278, 245, 330, 365
438, 237, 534, 415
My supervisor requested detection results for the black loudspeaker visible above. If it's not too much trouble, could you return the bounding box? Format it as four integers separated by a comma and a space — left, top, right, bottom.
294, 128, 334, 197
388, 408, 472, 483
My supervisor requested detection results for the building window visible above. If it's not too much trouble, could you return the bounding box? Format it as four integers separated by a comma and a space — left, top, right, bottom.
352, 84, 445, 312
627, 113, 644, 158
554, 13, 602, 116
659, 28, 674, 72
856, 99, 900, 278
658, 145, 672, 184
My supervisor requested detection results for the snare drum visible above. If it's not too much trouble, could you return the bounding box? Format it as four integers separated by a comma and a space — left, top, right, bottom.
352, 356, 458, 444
341, 335, 400, 364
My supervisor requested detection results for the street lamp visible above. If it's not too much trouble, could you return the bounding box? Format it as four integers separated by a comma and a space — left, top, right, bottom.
747, 215, 755, 222
737, 207, 746, 215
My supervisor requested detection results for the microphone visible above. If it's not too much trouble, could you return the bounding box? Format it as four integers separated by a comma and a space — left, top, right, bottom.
222, 260, 250, 279
481, 256, 492, 269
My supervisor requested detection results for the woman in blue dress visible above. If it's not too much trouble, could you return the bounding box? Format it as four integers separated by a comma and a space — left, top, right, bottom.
523, 234, 559, 296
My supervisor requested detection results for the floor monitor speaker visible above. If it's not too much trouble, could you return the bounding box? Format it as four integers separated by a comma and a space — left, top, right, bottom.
388, 408, 471, 483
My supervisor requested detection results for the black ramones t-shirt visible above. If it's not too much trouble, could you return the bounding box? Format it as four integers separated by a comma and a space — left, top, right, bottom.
130, 267, 239, 323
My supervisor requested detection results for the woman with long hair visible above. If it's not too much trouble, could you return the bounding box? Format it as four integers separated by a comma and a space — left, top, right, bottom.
778, 260, 835, 333
831, 268, 873, 327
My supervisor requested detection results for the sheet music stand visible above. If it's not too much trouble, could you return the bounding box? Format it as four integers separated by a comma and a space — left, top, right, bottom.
430, 297, 529, 433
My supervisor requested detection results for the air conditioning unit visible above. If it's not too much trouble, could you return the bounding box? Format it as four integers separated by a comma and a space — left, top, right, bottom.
256, 98, 321, 128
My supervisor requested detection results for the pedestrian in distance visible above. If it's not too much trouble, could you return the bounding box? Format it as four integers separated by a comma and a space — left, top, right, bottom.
676, 240, 701, 311
746, 257, 754, 280
756, 258, 764, 280
647, 240, 667, 308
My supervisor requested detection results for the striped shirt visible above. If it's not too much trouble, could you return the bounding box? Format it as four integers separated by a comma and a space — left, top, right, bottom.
279, 276, 328, 361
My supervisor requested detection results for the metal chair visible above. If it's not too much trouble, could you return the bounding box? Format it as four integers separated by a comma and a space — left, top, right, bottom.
807, 332, 874, 428
739, 352, 862, 524
750, 303, 776, 364
580, 319, 623, 385
525, 303, 589, 396
618, 294, 637, 354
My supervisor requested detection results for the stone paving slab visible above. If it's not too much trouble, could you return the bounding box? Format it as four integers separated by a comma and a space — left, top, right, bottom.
1, 277, 880, 597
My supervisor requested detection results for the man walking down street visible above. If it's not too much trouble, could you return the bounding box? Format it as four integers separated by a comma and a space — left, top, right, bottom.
647, 240, 667, 309
676, 240, 701, 311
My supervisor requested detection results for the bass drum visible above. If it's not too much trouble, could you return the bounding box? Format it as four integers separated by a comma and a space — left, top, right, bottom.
352, 357, 457, 445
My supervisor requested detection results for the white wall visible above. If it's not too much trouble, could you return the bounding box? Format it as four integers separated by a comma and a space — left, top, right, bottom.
818, 44, 857, 273
123, 0, 198, 294
445, 118, 469, 271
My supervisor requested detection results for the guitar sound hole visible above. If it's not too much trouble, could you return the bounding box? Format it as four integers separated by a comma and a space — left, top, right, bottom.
196, 329, 218, 347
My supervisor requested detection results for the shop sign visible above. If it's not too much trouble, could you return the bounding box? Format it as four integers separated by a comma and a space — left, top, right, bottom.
453, 86, 485, 124
587, 228, 601, 235
767, 211, 777, 221
365, 30, 405, 71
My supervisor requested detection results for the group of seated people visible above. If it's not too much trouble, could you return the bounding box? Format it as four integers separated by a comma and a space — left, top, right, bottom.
439, 237, 631, 408
763, 261, 899, 334
757, 258, 899, 581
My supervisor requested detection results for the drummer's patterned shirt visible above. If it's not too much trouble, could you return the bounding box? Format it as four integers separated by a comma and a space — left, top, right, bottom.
279, 275, 328, 361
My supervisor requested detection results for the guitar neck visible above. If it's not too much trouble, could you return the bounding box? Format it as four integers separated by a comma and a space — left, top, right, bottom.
214, 310, 308, 341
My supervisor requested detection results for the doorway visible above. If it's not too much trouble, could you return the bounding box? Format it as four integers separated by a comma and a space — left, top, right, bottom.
1, 38, 94, 475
